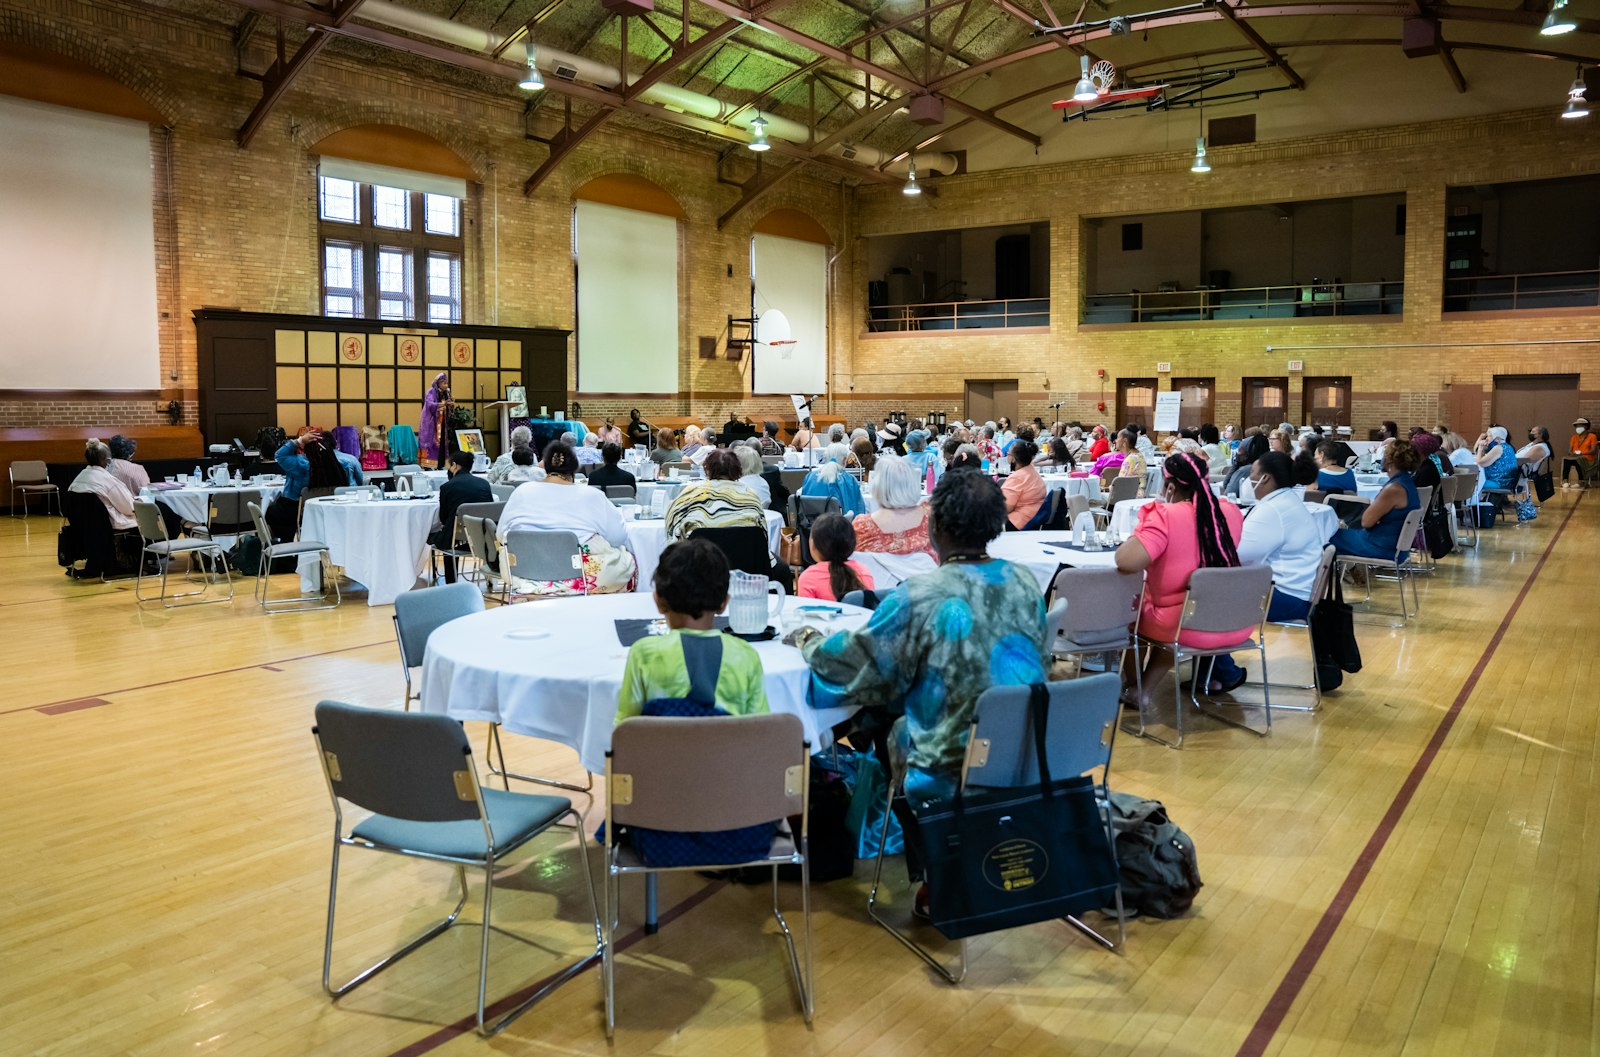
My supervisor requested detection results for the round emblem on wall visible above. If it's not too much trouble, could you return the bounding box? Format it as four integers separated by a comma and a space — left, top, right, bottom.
341, 336, 362, 362
399, 337, 420, 363
452, 340, 472, 365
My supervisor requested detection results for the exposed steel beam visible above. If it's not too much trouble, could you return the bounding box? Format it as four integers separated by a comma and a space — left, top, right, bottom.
942, 95, 1041, 145
717, 160, 808, 228
237, 4, 353, 147
695, 0, 925, 92
523, 108, 612, 195
1210, 0, 1306, 90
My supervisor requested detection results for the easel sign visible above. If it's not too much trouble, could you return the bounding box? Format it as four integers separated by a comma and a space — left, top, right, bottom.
1153, 391, 1182, 432
790, 394, 815, 421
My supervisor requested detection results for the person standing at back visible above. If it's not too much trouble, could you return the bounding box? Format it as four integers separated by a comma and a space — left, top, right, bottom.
430, 449, 492, 584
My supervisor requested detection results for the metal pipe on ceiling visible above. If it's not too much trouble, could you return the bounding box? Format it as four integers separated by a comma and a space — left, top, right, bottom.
353, 0, 958, 174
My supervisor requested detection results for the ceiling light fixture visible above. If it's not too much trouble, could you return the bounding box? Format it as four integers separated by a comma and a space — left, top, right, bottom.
748, 113, 771, 152
1072, 55, 1099, 103
903, 158, 921, 196
519, 46, 544, 91
1190, 136, 1211, 173
1540, 0, 1577, 36
1561, 67, 1590, 118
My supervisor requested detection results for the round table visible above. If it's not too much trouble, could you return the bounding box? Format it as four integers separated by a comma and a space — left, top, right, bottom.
419, 593, 868, 774
988, 531, 1120, 589
632, 478, 688, 514
1039, 474, 1102, 499
624, 509, 783, 591
144, 481, 282, 524
298, 494, 439, 605
1355, 474, 1387, 500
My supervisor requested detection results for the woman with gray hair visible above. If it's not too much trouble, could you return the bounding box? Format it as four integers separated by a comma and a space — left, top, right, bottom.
487, 425, 534, 484
853, 454, 934, 556
734, 443, 771, 507
799, 442, 866, 517
69, 438, 137, 530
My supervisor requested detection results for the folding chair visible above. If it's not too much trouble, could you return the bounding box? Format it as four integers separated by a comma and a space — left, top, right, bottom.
841, 588, 885, 610
1134, 564, 1275, 748
459, 514, 504, 598
490, 483, 517, 502
311, 702, 602, 1037
1043, 567, 1144, 733
786, 494, 841, 569
132, 499, 233, 608
392, 582, 483, 711
605, 484, 637, 502
9, 460, 60, 518
247, 501, 341, 612
1409, 485, 1437, 573
502, 529, 587, 599
1448, 472, 1478, 549
691, 524, 779, 580
391, 463, 424, 478
603, 713, 812, 1036
1335, 507, 1425, 627
1242, 545, 1336, 713
197, 488, 261, 545
865, 673, 1126, 984
1106, 475, 1140, 510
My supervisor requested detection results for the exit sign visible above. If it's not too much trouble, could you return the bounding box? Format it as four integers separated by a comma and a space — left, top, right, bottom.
1156, 361, 1171, 373
1287, 359, 1304, 372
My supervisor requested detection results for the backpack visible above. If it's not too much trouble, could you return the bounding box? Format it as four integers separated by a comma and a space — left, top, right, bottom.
1106, 791, 1203, 919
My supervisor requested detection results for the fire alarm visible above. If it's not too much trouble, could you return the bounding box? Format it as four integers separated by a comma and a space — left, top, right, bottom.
1097, 369, 1106, 378
1096, 401, 1107, 412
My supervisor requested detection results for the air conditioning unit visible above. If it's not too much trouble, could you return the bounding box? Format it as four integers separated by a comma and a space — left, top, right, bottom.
553, 62, 579, 81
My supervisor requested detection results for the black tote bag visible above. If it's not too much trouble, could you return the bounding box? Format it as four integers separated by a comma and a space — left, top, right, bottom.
909, 685, 1120, 941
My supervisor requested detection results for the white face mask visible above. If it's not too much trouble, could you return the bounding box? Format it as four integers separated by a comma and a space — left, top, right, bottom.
1578, 427, 1588, 435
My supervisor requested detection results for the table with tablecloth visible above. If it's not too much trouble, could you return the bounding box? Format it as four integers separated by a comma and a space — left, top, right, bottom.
419, 593, 866, 775
143, 481, 283, 525
298, 495, 439, 605
1039, 474, 1103, 499
624, 509, 783, 591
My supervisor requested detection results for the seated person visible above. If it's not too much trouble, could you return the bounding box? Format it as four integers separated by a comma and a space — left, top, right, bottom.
596, 417, 624, 446
625, 408, 652, 448
1089, 430, 1132, 477
1331, 440, 1420, 558
487, 426, 533, 484
502, 445, 543, 484
796, 512, 873, 601
1565, 417, 1596, 488
688, 429, 719, 465
69, 439, 137, 531
853, 455, 934, 556
1412, 431, 1449, 499
1087, 425, 1111, 461
267, 429, 361, 542
106, 434, 150, 495
851, 436, 876, 474
663, 449, 766, 541
1314, 439, 1358, 494
615, 539, 773, 867
1199, 423, 1226, 468
573, 431, 605, 467
1474, 426, 1519, 493
734, 444, 772, 508
756, 421, 785, 456
1114, 452, 1249, 710
902, 429, 940, 485
800, 444, 866, 518
1001, 439, 1047, 529
679, 425, 706, 460
649, 428, 683, 465
585, 442, 637, 492
498, 442, 636, 593
1208, 452, 1325, 693
429, 449, 492, 584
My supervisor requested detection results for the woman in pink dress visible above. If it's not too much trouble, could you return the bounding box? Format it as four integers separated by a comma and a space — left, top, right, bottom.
1114, 451, 1249, 708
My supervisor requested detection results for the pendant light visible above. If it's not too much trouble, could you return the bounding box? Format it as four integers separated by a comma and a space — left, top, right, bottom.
1190, 136, 1211, 173
1540, 0, 1577, 36
519, 46, 544, 91
1561, 68, 1590, 118
903, 158, 921, 196
748, 113, 771, 152
1072, 55, 1099, 103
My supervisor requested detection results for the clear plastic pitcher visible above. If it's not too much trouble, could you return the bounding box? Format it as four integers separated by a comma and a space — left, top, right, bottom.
727, 570, 784, 635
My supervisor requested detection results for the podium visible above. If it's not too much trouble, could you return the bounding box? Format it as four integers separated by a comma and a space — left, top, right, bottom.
483, 401, 522, 456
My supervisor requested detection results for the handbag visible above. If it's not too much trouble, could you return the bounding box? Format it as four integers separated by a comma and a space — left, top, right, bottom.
1310, 577, 1361, 692
1534, 466, 1555, 502
909, 685, 1120, 941
779, 527, 804, 566
844, 749, 903, 858
1422, 509, 1454, 559
1515, 495, 1538, 522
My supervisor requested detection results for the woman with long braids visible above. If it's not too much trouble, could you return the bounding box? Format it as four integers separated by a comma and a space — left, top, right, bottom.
1114, 451, 1251, 709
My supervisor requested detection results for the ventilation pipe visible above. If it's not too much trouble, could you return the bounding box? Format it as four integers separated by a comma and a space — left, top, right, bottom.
353, 0, 958, 175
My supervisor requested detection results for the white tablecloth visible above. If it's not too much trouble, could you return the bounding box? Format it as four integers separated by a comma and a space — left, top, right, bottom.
1307, 502, 1339, 541
1111, 496, 1161, 537
1355, 474, 1386, 499
144, 482, 282, 524
298, 495, 439, 605
1039, 474, 1102, 499
633, 479, 687, 514
420, 594, 867, 774
850, 549, 938, 590
625, 509, 784, 591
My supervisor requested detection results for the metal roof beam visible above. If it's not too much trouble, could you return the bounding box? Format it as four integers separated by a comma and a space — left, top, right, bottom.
1210, 0, 1306, 89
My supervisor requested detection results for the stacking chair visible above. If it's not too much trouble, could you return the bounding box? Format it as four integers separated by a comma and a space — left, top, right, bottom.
691, 524, 779, 580
1106, 475, 1140, 510
199, 488, 261, 544
132, 499, 233, 608
1302, 488, 1327, 505
603, 714, 813, 1035
1243, 545, 1337, 712
390, 463, 424, 478
246, 501, 340, 612
333, 485, 383, 501
1324, 493, 1370, 529
392, 582, 483, 710
1065, 492, 1107, 530
1044, 567, 1143, 728
1335, 507, 1425, 627
841, 588, 885, 610
1448, 472, 1478, 549
490, 483, 517, 502
9, 460, 60, 518
865, 674, 1126, 984
787, 495, 841, 568
458, 512, 504, 596
311, 702, 602, 1037
1133, 564, 1275, 748
502, 529, 587, 600
605, 484, 636, 502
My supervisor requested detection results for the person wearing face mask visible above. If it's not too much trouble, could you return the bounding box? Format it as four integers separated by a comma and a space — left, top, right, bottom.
1475, 426, 1519, 494
1564, 418, 1596, 489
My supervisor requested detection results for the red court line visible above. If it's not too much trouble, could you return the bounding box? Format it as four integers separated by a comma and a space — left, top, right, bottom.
1235, 494, 1584, 1057
383, 880, 729, 1057
0, 640, 390, 718
35, 697, 112, 716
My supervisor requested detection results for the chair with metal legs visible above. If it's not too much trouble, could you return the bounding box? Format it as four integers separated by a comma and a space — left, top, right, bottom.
132, 499, 234, 608
1042, 566, 1147, 741
602, 714, 813, 1037
1336, 507, 1425, 628
9, 460, 60, 518
392, 582, 484, 711
311, 702, 602, 1037
247, 501, 341, 612
865, 673, 1127, 984
1242, 545, 1337, 713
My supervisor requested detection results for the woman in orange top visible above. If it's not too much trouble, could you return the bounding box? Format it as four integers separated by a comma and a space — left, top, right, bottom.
1001, 438, 1047, 529
1564, 417, 1597, 488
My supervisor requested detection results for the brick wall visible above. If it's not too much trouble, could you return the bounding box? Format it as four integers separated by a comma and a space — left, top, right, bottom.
3, 0, 1598, 441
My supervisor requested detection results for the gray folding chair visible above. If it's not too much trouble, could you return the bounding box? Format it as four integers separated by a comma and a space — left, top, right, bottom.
333, 485, 383, 501
391, 463, 424, 477
1106, 475, 1140, 510
311, 702, 601, 1037
459, 514, 504, 598
603, 714, 812, 1036
1409, 485, 1437, 573
1044, 567, 1144, 733
193, 488, 262, 545
1448, 472, 1478, 549
1336, 506, 1425, 627
246, 500, 340, 612
1134, 564, 1275, 748
1242, 545, 1336, 713
392, 582, 483, 711
866, 674, 1126, 984
502, 529, 588, 598
132, 499, 233, 608
9, 460, 60, 518
490, 483, 517, 502
605, 485, 637, 501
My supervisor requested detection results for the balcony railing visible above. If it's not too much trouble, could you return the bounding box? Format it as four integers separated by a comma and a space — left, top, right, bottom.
1443, 270, 1600, 312
865, 297, 1049, 333
1083, 281, 1404, 324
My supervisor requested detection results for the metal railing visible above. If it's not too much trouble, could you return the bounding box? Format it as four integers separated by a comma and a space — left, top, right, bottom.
1082, 281, 1404, 324
865, 297, 1049, 333
1443, 269, 1600, 313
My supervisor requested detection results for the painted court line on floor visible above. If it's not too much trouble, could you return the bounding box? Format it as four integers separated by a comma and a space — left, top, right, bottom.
1235, 494, 1584, 1057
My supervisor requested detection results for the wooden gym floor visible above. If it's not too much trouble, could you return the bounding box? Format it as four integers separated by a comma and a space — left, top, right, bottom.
0, 492, 1594, 1057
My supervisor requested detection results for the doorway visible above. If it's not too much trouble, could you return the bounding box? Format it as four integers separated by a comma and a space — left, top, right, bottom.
965, 379, 1019, 426
1172, 377, 1215, 431
1302, 376, 1352, 430
1116, 377, 1158, 430
1493, 374, 1579, 443
1242, 376, 1288, 430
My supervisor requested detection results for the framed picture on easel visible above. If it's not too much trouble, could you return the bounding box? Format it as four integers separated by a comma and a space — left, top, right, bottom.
506, 384, 528, 418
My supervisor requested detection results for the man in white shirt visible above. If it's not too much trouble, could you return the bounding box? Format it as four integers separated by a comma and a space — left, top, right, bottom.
1209, 450, 1329, 691
69, 439, 137, 531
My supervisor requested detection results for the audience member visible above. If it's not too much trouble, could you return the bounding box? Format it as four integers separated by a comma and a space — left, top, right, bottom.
1332, 439, 1420, 559
585, 442, 636, 493
1474, 426, 1518, 493
1002, 438, 1046, 529
796, 512, 873, 601
1564, 417, 1596, 488
757, 421, 785, 456
106, 435, 149, 495
1315, 440, 1357, 494
853, 455, 934, 556
575, 431, 605, 467
503, 446, 543, 484
498, 442, 636, 593
663, 449, 766, 541
488, 425, 534, 484
734, 444, 771, 507
429, 449, 492, 584
650, 427, 683, 465
800, 443, 866, 517
268, 430, 361, 542
70, 439, 137, 531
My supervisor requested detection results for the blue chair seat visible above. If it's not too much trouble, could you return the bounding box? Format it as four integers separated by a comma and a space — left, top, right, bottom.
351, 787, 571, 860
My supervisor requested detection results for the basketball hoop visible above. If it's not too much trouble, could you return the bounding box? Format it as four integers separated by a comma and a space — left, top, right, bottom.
756, 308, 795, 346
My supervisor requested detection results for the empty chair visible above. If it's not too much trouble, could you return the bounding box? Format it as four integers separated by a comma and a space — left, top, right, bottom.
605, 484, 636, 501
459, 515, 504, 598
311, 702, 601, 1037
502, 529, 587, 600
132, 499, 233, 608
1336, 506, 1426, 627
191, 488, 262, 545
489, 483, 517, 502
393, 581, 484, 710
1045, 566, 1144, 714
9, 460, 60, 518
603, 713, 813, 1035
333, 485, 383, 501
1106, 475, 1140, 509
391, 463, 424, 477
247, 501, 340, 612
865, 674, 1125, 984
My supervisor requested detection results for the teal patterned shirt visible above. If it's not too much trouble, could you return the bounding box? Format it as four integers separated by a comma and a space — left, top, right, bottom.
800, 559, 1049, 791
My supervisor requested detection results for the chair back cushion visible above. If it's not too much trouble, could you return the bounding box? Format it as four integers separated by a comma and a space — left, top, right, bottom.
12, 459, 49, 483
313, 701, 480, 822
132, 499, 165, 542
393, 582, 484, 668
609, 713, 803, 832
1047, 567, 1142, 646
210, 489, 261, 525
963, 674, 1120, 788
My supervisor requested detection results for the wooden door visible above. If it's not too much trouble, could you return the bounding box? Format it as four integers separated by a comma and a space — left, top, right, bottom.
1493, 374, 1579, 443
195, 316, 275, 447
964, 379, 1018, 425
964, 380, 994, 424
1440, 383, 1484, 438
1172, 377, 1214, 431
1241, 376, 1288, 431
1116, 377, 1158, 430
1302, 376, 1352, 430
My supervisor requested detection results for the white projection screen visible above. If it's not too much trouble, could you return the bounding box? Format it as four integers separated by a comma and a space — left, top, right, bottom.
0, 96, 159, 390
751, 233, 827, 395
574, 200, 679, 393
